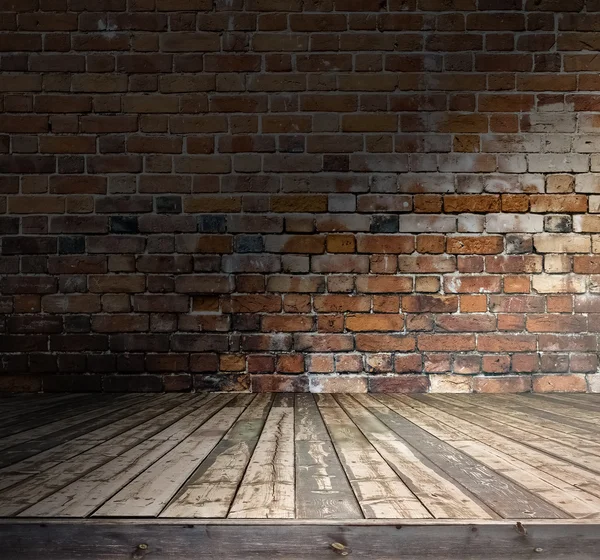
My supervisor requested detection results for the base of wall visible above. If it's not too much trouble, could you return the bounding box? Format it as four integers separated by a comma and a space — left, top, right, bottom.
1, 372, 597, 394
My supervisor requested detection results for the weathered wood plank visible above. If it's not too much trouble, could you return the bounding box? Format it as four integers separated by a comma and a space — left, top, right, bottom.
0, 395, 124, 441
0, 395, 215, 516
494, 395, 600, 428
452, 439, 600, 519
405, 395, 600, 503
294, 394, 362, 519
447, 395, 600, 451
0, 395, 184, 493
424, 395, 600, 475
2, 520, 600, 560
337, 395, 491, 519
0, 395, 153, 469
93, 396, 248, 518
21, 395, 235, 517
162, 394, 273, 518
373, 394, 565, 519
316, 395, 430, 519
228, 394, 296, 519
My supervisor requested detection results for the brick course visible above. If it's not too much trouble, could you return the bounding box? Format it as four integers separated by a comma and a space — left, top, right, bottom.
0, 1, 599, 394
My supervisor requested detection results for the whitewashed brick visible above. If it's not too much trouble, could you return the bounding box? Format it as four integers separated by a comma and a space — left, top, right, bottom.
544, 254, 571, 273
573, 135, 600, 153
481, 134, 541, 153
439, 154, 497, 173
429, 374, 472, 393
498, 155, 527, 173
587, 375, 600, 393
589, 196, 600, 213
398, 214, 457, 233
575, 174, 600, 193
486, 214, 544, 233
316, 214, 370, 232
543, 135, 571, 153
532, 274, 586, 293
357, 194, 412, 212
528, 154, 589, 173
524, 113, 576, 133
328, 194, 356, 213
398, 173, 455, 194
281, 255, 310, 273
409, 154, 438, 172
533, 233, 591, 253
458, 214, 485, 233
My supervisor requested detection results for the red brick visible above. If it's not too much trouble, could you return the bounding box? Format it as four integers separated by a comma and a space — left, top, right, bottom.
369, 375, 429, 393
473, 376, 531, 393
532, 374, 587, 393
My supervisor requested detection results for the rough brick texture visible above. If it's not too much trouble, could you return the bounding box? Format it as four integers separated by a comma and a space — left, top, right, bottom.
1, 1, 600, 394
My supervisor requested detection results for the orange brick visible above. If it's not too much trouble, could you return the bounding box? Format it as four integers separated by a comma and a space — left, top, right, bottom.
501, 194, 529, 213
460, 295, 487, 313
444, 195, 500, 213
447, 236, 504, 255
373, 295, 401, 313
504, 276, 530, 293
497, 314, 525, 331
533, 374, 587, 393
317, 315, 344, 332
277, 354, 305, 373
416, 235, 445, 254
547, 295, 573, 313
345, 314, 404, 332
326, 234, 356, 253
530, 195, 587, 213
414, 194, 442, 213
219, 354, 246, 372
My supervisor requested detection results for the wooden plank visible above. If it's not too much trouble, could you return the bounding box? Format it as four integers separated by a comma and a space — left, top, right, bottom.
0, 395, 152, 469
493, 394, 600, 428
404, 395, 600, 502
93, 396, 250, 518
0, 394, 121, 438
21, 395, 236, 517
366, 394, 563, 519
0, 395, 141, 451
482, 395, 600, 433
2, 520, 600, 560
336, 395, 492, 520
526, 394, 600, 414
424, 395, 600, 475
0, 395, 184, 492
316, 395, 430, 519
0, 394, 88, 420
162, 394, 273, 518
0, 395, 215, 516
452, 439, 600, 519
446, 395, 600, 451
228, 393, 296, 519
294, 394, 362, 519
533, 394, 600, 408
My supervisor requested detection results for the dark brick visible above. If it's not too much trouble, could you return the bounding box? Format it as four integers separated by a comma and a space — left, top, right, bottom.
110, 216, 139, 234
197, 214, 227, 233
156, 195, 182, 214
58, 236, 85, 254
371, 215, 400, 233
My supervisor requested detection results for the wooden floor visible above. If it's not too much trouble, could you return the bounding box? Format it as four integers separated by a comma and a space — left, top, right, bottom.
0, 392, 599, 521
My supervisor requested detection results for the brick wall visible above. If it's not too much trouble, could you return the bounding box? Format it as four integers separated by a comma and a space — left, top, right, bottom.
1, 0, 600, 393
